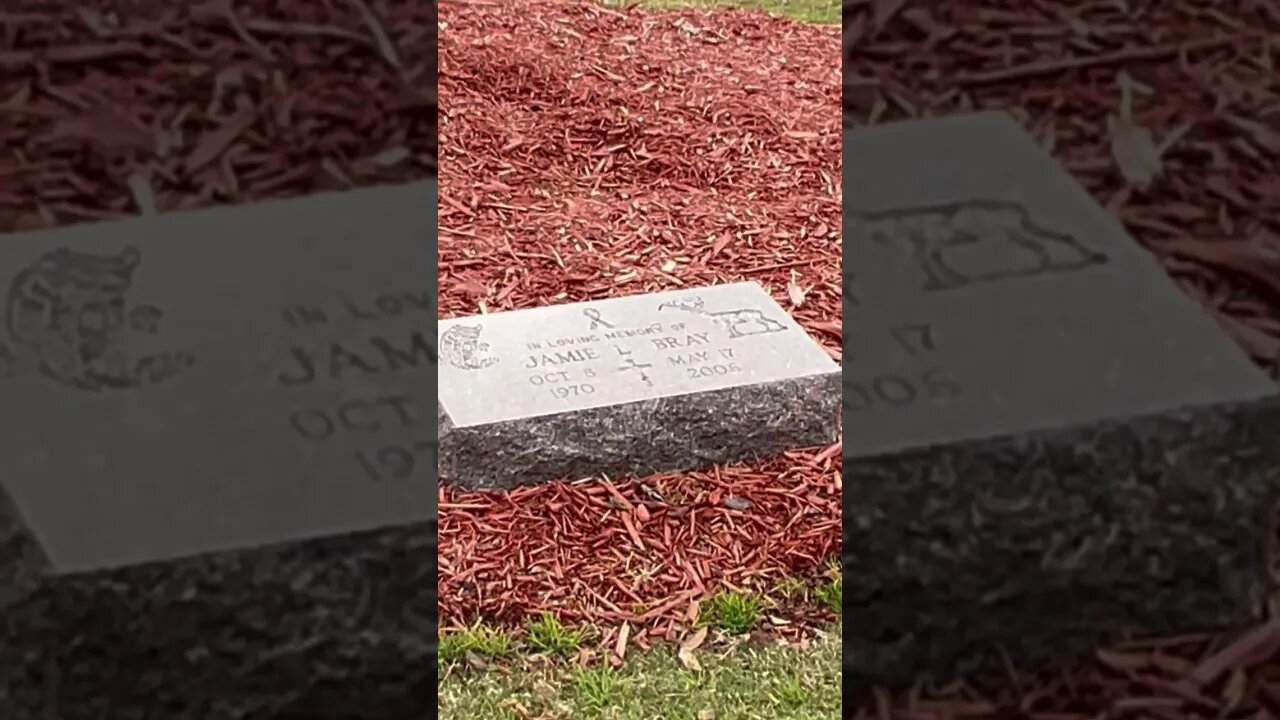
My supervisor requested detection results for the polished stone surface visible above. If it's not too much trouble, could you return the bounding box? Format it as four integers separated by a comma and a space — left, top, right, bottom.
0, 182, 437, 574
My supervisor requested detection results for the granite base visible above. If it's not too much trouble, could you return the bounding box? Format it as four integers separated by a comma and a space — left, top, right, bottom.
0, 515, 437, 720
440, 372, 841, 489
843, 397, 1280, 697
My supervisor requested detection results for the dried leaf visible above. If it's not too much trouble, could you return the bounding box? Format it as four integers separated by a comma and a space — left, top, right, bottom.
1222, 668, 1248, 710
872, 0, 911, 30
1191, 621, 1280, 685
787, 278, 807, 308
686, 600, 701, 624
75, 8, 114, 38
1107, 114, 1163, 185
677, 626, 709, 671
52, 105, 153, 151
1097, 648, 1150, 671
374, 146, 412, 166
1226, 115, 1280, 154
709, 233, 733, 258
614, 622, 631, 661
127, 174, 157, 216
1166, 239, 1280, 301
464, 650, 487, 670
184, 106, 259, 173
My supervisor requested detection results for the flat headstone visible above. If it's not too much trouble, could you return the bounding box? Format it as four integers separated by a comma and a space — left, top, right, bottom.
438, 282, 840, 489
843, 111, 1280, 694
0, 182, 438, 715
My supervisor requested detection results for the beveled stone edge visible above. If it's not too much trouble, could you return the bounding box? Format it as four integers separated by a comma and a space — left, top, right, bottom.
0, 481, 438, 596
845, 392, 1280, 467
439, 361, 841, 430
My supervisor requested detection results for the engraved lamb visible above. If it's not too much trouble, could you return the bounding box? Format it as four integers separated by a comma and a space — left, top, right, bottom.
657, 296, 787, 338
848, 199, 1108, 292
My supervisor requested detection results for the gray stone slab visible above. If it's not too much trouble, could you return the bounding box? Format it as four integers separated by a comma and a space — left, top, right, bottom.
843, 111, 1280, 695
438, 281, 840, 489
0, 182, 438, 717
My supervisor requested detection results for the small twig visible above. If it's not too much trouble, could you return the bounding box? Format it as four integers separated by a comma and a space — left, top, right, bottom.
958, 32, 1263, 86
183, 104, 260, 173
191, 0, 275, 62
345, 0, 402, 69
0, 43, 148, 67
741, 259, 823, 274
244, 19, 369, 44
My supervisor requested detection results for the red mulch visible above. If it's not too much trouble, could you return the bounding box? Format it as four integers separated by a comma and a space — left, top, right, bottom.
0, 1, 436, 233
438, 0, 1280, 716
437, 0, 843, 648
846, 0, 1280, 375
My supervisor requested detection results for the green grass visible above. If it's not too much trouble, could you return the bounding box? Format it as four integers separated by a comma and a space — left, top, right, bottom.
816, 575, 842, 616
573, 665, 633, 711
771, 576, 809, 603
438, 627, 842, 720
702, 590, 765, 635
816, 559, 843, 616
440, 565, 842, 718
604, 0, 839, 25
438, 621, 514, 665
526, 612, 588, 656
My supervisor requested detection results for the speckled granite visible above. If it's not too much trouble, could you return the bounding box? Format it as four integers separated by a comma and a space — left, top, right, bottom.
0, 508, 436, 719
439, 371, 841, 489
843, 396, 1280, 697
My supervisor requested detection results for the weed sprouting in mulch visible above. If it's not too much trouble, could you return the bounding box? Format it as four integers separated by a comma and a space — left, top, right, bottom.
815, 576, 841, 616
526, 612, 591, 657
702, 590, 765, 635
439, 620, 514, 665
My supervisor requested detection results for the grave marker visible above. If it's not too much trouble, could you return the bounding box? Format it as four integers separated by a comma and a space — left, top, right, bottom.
438, 282, 840, 489
0, 182, 438, 712
843, 111, 1280, 694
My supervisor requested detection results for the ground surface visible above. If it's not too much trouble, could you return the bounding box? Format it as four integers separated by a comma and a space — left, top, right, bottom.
0, 1, 436, 230
439, 627, 842, 719
608, 0, 838, 25
443, 0, 1280, 718
438, 0, 843, 641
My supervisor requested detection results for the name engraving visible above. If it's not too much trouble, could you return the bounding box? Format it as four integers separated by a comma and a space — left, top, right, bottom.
275, 289, 437, 483
516, 316, 735, 405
